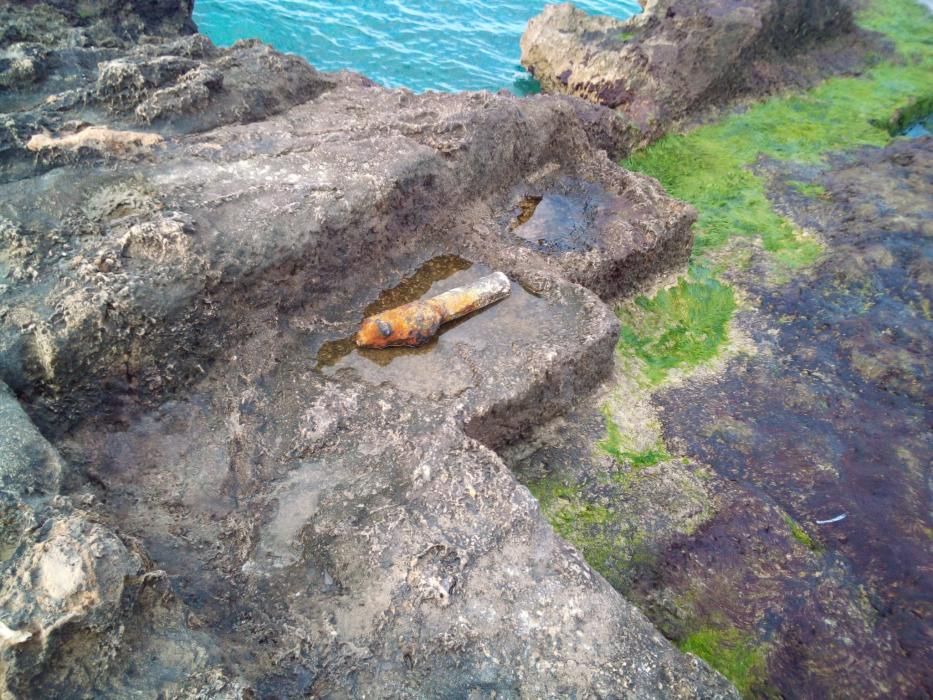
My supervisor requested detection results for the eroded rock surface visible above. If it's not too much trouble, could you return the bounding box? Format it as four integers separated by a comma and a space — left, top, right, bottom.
0, 1, 735, 697
0, 36, 695, 434
521, 0, 857, 137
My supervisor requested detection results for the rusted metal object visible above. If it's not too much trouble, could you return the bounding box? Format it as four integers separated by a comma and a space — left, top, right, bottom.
356, 272, 511, 348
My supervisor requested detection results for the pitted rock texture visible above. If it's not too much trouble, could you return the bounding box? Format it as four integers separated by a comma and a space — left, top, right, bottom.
0, 3, 334, 180
0, 498, 217, 698
2, 0, 195, 47
521, 0, 854, 137
61, 361, 736, 698
0, 381, 62, 496
0, 53, 692, 435
0, 1, 734, 698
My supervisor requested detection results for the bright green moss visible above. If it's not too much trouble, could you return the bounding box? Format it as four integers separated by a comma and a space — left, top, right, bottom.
621, 446, 670, 468
617, 271, 737, 384
527, 481, 611, 533
680, 626, 768, 697
783, 514, 820, 552
786, 180, 828, 199
598, 407, 671, 467
624, 135, 823, 267
624, 0, 932, 269
858, 0, 933, 57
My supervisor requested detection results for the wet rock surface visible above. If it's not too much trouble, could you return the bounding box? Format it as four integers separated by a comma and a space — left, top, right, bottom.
0, 1, 733, 697
521, 0, 862, 137
501, 171, 695, 299
654, 136, 932, 695
317, 257, 618, 448
513, 135, 933, 696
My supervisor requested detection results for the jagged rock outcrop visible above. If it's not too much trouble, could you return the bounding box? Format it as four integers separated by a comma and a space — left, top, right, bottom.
0, 393, 215, 698
20, 0, 196, 39
0, 1, 738, 697
521, 0, 853, 136
0, 6, 333, 180
2, 508, 169, 695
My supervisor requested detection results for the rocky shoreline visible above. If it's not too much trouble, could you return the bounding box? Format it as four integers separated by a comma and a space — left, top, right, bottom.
0, 0, 929, 697
521, 0, 863, 141
520, 0, 931, 696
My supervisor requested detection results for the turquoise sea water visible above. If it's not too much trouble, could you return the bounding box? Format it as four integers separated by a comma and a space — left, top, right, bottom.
193, 0, 641, 94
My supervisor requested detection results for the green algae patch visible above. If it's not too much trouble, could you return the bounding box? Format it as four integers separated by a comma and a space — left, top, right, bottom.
598, 406, 670, 467
623, 0, 933, 269
783, 514, 820, 552
859, 0, 933, 57
786, 180, 828, 199
617, 272, 736, 384
680, 626, 769, 697
526, 475, 669, 590
624, 135, 823, 267
527, 479, 615, 571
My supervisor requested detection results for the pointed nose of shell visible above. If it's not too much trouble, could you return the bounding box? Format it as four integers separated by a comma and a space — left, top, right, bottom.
355, 317, 392, 347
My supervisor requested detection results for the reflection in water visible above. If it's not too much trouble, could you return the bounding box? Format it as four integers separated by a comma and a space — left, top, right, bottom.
361, 255, 472, 318
316, 333, 441, 369
902, 113, 932, 138
511, 195, 543, 228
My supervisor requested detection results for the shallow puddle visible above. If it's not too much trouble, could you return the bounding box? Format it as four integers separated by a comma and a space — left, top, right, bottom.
512, 195, 543, 227
316, 254, 473, 369
315, 255, 570, 397
508, 177, 634, 253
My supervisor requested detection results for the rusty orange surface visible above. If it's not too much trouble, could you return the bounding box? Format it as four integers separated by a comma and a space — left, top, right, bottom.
356, 274, 510, 349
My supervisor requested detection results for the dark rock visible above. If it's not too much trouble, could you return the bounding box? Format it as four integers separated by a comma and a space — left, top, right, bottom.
23, 0, 196, 41
521, 0, 855, 138
94, 37, 333, 132
0, 381, 62, 497
0, 498, 216, 698
0, 23, 333, 175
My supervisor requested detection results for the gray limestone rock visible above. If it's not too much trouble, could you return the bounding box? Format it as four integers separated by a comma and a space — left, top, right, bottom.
0, 1, 740, 697
0, 381, 61, 497
0, 500, 215, 698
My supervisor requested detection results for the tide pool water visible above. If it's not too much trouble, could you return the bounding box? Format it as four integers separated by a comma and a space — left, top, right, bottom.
193, 0, 641, 94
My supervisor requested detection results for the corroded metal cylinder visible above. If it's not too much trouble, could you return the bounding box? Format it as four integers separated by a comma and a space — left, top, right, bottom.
356, 272, 511, 348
